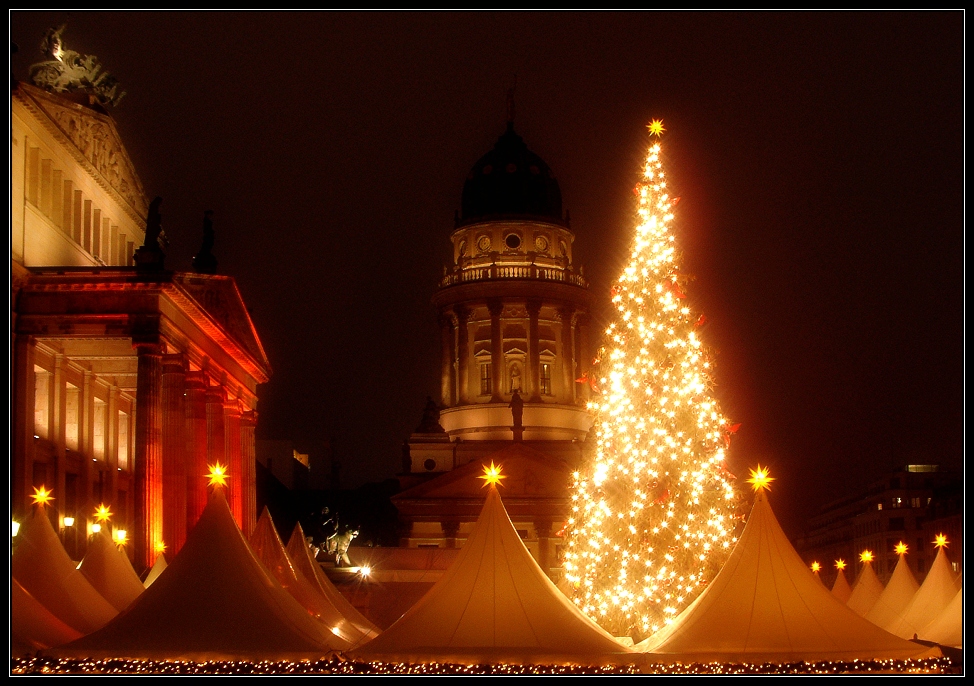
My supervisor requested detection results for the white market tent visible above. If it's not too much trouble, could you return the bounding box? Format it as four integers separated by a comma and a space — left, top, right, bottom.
248, 508, 367, 648
11, 577, 83, 655
77, 529, 146, 612
351, 481, 634, 666
864, 552, 920, 631
918, 587, 962, 649
285, 521, 381, 642
47, 490, 349, 660
884, 546, 961, 640
143, 553, 168, 588
831, 566, 853, 603
846, 559, 884, 617
637, 487, 935, 664
11, 508, 118, 636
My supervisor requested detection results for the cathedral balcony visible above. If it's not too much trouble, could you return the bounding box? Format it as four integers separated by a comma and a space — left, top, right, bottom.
439, 255, 587, 288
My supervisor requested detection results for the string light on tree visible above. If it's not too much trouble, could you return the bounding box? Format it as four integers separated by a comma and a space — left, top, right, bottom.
564, 120, 741, 641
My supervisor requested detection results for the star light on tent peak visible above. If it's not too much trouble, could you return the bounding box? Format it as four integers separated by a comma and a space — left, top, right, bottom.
811, 561, 821, 573
934, 533, 949, 549
154, 541, 167, 554
746, 465, 774, 492
894, 541, 908, 556
479, 461, 506, 488
835, 559, 847, 570
94, 503, 112, 523
860, 550, 874, 563
207, 462, 229, 488
31, 485, 54, 507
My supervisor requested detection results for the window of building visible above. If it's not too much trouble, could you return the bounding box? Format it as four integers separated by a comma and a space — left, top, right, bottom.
480, 363, 491, 396
540, 363, 551, 395
876, 503, 883, 511
911, 497, 921, 508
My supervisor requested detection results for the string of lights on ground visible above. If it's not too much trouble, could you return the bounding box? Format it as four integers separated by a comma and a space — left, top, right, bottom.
10, 656, 958, 675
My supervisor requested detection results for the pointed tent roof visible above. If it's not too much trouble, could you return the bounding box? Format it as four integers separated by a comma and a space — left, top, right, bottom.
285, 521, 380, 641
831, 566, 853, 603
637, 489, 933, 664
47, 491, 347, 660
865, 552, 920, 631
143, 553, 168, 588
352, 482, 633, 665
884, 546, 960, 640
11, 577, 83, 655
11, 508, 118, 635
918, 587, 962, 648
248, 508, 360, 648
77, 530, 145, 612
846, 559, 884, 616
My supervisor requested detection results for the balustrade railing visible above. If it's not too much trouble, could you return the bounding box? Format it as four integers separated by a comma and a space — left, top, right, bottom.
440, 261, 587, 288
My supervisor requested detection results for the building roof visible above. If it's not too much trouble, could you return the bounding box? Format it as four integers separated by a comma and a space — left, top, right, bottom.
459, 123, 564, 226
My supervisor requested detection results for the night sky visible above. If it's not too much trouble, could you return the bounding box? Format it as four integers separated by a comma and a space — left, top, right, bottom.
9, 11, 964, 538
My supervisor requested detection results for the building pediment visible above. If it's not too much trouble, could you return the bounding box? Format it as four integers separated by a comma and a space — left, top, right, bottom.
15, 81, 148, 223
172, 274, 270, 375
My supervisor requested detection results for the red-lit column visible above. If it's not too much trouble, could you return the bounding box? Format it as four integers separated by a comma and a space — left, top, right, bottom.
239, 409, 258, 537
184, 371, 209, 531
11, 335, 35, 520
161, 354, 187, 554
224, 398, 243, 529
133, 342, 163, 573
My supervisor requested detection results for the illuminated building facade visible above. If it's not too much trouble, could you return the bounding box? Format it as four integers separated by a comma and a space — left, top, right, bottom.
395, 119, 594, 577
11, 72, 270, 571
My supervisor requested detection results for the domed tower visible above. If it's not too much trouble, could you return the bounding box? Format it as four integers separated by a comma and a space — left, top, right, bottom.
434, 121, 594, 443
394, 118, 594, 569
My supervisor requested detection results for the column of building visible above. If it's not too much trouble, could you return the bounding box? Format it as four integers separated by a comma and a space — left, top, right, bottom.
133, 341, 164, 572
161, 354, 187, 554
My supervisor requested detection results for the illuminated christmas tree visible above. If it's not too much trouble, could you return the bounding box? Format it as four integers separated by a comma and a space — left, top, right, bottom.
564, 120, 741, 641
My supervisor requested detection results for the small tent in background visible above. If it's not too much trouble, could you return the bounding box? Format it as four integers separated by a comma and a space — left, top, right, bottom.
285, 522, 380, 642
11, 507, 118, 635
865, 545, 919, 631
919, 587, 962, 649
846, 554, 884, 617
637, 467, 934, 664
884, 542, 961, 640
77, 530, 145, 612
11, 577, 83, 655
47, 490, 350, 660
249, 508, 368, 647
143, 553, 168, 588
831, 563, 853, 603
351, 463, 633, 666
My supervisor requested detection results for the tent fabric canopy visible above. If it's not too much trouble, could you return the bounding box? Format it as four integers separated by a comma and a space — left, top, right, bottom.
47, 490, 348, 660
11, 508, 118, 635
637, 490, 934, 664
285, 521, 380, 642
864, 553, 919, 631
846, 561, 884, 617
352, 484, 633, 665
11, 577, 84, 655
248, 508, 363, 648
918, 587, 962, 648
831, 568, 853, 603
884, 547, 961, 640
77, 530, 145, 612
